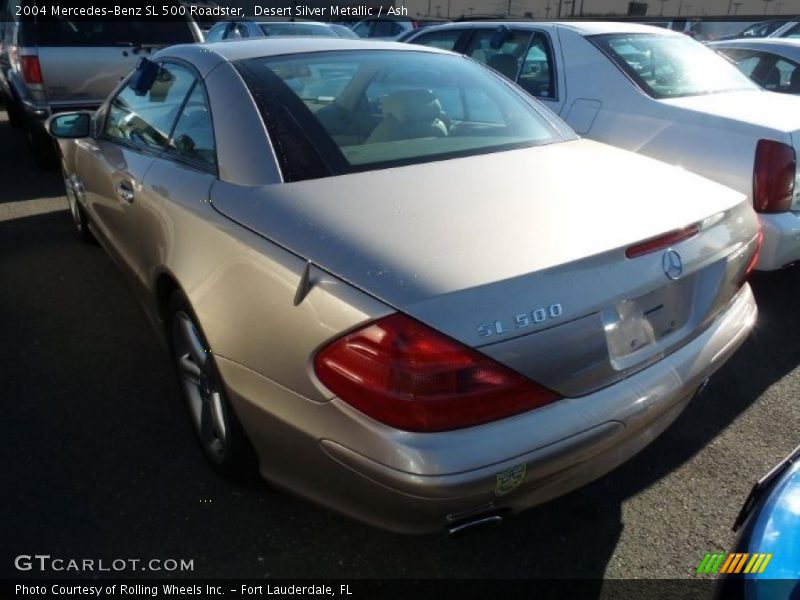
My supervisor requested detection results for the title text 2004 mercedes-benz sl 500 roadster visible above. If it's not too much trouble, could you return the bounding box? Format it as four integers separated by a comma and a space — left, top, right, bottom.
49, 39, 759, 534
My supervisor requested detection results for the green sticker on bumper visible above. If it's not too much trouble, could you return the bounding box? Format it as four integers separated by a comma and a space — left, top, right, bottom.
495, 464, 526, 497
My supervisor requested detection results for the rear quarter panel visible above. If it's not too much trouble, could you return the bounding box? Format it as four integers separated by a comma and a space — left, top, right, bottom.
139, 172, 393, 404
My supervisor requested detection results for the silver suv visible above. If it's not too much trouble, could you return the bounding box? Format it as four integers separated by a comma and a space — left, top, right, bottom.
0, 1, 201, 166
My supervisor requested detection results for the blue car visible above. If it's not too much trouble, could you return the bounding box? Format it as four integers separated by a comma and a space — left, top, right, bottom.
718, 445, 800, 598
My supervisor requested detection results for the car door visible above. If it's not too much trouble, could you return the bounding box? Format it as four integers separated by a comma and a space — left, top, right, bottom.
74, 61, 196, 287
136, 75, 218, 297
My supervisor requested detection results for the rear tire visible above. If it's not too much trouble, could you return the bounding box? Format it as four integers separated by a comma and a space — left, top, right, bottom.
168, 291, 256, 479
5, 95, 24, 128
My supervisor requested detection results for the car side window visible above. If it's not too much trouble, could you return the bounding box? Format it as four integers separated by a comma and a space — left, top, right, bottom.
372, 20, 400, 38
517, 34, 556, 99
464, 29, 533, 81
781, 23, 800, 38
219, 22, 247, 40
772, 57, 800, 92
352, 21, 370, 38
203, 23, 226, 42
726, 50, 800, 93
104, 63, 196, 151
410, 29, 463, 50
167, 82, 216, 168
724, 50, 761, 77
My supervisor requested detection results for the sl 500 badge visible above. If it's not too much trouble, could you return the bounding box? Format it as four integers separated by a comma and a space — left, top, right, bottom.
478, 304, 563, 338
495, 464, 527, 497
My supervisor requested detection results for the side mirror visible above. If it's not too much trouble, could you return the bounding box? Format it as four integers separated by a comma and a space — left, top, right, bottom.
129, 57, 160, 96
47, 112, 92, 139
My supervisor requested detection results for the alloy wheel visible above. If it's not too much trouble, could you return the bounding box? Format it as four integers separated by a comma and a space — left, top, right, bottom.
170, 311, 229, 463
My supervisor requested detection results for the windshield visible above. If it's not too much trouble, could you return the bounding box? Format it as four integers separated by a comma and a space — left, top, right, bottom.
259, 23, 338, 37
591, 33, 757, 98
236, 50, 569, 180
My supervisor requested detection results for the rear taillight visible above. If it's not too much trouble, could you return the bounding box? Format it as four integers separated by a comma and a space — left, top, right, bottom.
21, 55, 43, 85
753, 139, 795, 213
314, 313, 561, 432
625, 225, 699, 259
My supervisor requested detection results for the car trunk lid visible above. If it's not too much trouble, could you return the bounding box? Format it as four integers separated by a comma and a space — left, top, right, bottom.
212, 139, 758, 396
659, 90, 800, 134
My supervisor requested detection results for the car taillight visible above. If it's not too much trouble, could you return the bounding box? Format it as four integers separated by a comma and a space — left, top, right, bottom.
21, 55, 43, 85
625, 225, 699, 258
753, 139, 795, 213
314, 313, 561, 432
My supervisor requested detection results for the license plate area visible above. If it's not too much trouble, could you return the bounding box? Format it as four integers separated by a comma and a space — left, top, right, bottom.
602, 276, 694, 371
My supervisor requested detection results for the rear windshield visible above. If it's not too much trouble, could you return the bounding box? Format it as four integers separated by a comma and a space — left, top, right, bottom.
590, 33, 757, 98
236, 50, 568, 181
259, 23, 337, 38
22, 20, 195, 47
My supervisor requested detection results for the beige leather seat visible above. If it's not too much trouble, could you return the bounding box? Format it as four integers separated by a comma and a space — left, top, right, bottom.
366, 89, 449, 144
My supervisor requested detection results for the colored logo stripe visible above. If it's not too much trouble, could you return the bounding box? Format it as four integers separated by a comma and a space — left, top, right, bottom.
697, 553, 726, 574
702, 553, 774, 574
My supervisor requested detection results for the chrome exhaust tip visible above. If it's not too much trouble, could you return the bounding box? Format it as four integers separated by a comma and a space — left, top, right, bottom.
447, 513, 504, 536
696, 377, 712, 397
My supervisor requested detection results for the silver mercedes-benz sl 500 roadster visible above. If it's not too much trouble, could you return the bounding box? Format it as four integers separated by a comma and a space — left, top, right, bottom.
48, 39, 759, 534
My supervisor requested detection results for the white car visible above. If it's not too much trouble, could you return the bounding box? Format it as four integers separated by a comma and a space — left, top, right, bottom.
768, 19, 800, 39
351, 16, 448, 41
709, 38, 800, 94
407, 21, 800, 271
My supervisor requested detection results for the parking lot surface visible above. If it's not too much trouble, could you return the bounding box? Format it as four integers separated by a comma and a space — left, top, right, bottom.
1, 109, 799, 580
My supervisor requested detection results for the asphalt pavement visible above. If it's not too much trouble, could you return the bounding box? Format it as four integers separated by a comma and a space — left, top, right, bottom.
1, 109, 799, 581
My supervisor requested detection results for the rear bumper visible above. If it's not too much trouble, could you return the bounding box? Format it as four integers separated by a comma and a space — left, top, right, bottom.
218, 284, 756, 534
757, 211, 800, 270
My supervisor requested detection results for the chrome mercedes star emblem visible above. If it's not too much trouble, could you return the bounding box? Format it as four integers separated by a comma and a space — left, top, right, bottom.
663, 249, 683, 281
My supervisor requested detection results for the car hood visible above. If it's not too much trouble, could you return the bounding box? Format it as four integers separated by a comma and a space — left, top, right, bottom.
659, 90, 800, 133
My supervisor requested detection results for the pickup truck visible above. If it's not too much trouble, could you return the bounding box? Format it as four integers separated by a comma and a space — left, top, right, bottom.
0, 1, 202, 166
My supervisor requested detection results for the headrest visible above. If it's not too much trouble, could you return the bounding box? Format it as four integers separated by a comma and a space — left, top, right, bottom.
382, 89, 442, 123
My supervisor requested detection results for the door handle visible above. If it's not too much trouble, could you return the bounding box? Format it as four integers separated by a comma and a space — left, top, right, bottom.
115, 182, 135, 204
